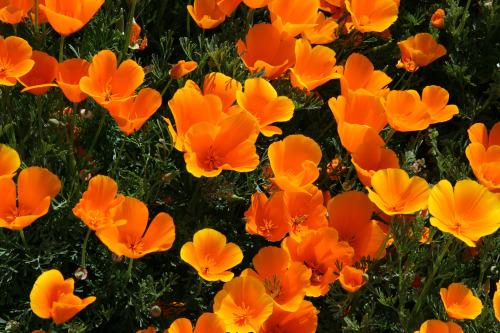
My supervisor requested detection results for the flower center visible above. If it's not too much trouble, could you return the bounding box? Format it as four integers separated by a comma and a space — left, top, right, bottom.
359, 15, 371, 26
5, 206, 31, 223
126, 236, 144, 255
233, 302, 253, 327
259, 218, 275, 237
204, 146, 223, 171
200, 254, 217, 276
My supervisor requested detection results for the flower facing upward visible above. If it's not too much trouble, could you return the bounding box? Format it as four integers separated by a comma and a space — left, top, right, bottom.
285, 189, 328, 241
180, 228, 243, 282
30, 269, 96, 325
167, 313, 226, 333
415, 320, 463, 333
440, 282, 483, 320
0, 35, 35, 86
268, 0, 320, 38
396, 33, 447, 72
345, 0, 399, 33
301, 12, 339, 45
56, 58, 91, 103
259, 301, 319, 333
0, 144, 21, 180
338, 266, 367, 292
170, 60, 198, 79
187, 0, 226, 29
18, 51, 58, 95
431, 9, 445, 29
351, 142, 400, 187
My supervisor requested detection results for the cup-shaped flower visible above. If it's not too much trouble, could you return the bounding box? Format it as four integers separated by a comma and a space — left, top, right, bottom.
384, 90, 431, 132
96, 197, 175, 259
421, 85, 459, 124
415, 320, 463, 333
494, 280, 500, 322
259, 301, 318, 333
0, 35, 34, 86
187, 0, 226, 29
301, 12, 339, 45
440, 282, 483, 320
18, 51, 58, 95
180, 228, 243, 282
236, 78, 294, 136
217, 0, 242, 16
396, 33, 447, 72
40, 0, 105, 36
289, 38, 340, 93
30, 269, 96, 325
285, 189, 328, 241
105, 88, 162, 135
0, 144, 20, 180
183, 111, 260, 178
236, 23, 296, 79
202, 72, 242, 113
213, 276, 274, 332
468, 122, 500, 148
169, 60, 198, 79
345, 0, 398, 33
79, 50, 145, 107
366, 168, 430, 216
428, 179, 500, 247
351, 142, 400, 187
431, 9, 445, 29
268, 134, 322, 193
56, 58, 90, 103
0, 0, 32, 25
72, 175, 126, 231
268, 0, 320, 38
338, 266, 366, 292
167, 313, 226, 333
0, 167, 61, 230
242, 0, 273, 8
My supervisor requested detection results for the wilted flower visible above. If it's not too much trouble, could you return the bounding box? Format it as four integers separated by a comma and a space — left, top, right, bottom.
396, 33, 447, 72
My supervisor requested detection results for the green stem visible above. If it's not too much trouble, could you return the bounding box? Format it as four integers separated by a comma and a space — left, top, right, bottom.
374, 216, 395, 261
126, 258, 134, 282
156, 0, 168, 31
401, 71, 415, 91
83, 109, 107, 167
244, 8, 255, 37
37, 95, 43, 142
81, 229, 92, 269
391, 71, 407, 90
119, 0, 137, 63
456, 0, 472, 37
68, 103, 78, 178
385, 128, 396, 146
110, 134, 127, 178
19, 230, 28, 247
160, 77, 173, 97
34, 0, 40, 49
46, 322, 54, 333
58, 35, 65, 63
315, 119, 336, 141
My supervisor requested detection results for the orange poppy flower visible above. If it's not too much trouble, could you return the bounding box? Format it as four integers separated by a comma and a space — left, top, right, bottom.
242, 0, 272, 8
0, 144, 20, 180
366, 168, 430, 216
166, 313, 226, 333
236, 78, 294, 136
466, 145, 500, 195
96, 197, 175, 259
259, 300, 318, 333
338, 266, 366, 292
0, 167, 61, 231
428, 179, 500, 247
415, 320, 463, 333
105, 88, 162, 135
285, 189, 328, 241
213, 276, 274, 332
421, 85, 459, 124
236, 23, 296, 79
241, 246, 311, 311
328, 90, 387, 152
0, 0, 32, 25
30, 269, 96, 325
268, 134, 322, 193
336, 53, 392, 97
180, 228, 243, 282
18, 51, 58, 95
31, 0, 49, 24
201, 72, 242, 112
56, 58, 90, 103
183, 111, 260, 178
244, 191, 290, 242
72, 175, 126, 231
268, 0, 320, 39
79, 50, 145, 107
328, 191, 387, 261
301, 12, 338, 45
0, 35, 35, 86
431, 9, 445, 29
468, 122, 500, 148
216, 0, 241, 16
282, 227, 354, 297
384, 90, 431, 132
187, 0, 226, 29
396, 33, 447, 72
289, 38, 340, 93
494, 280, 500, 322
440, 282, 483, 320
170, 60, 198, 79
345, 0, 399, 33
40, 0, 105, 36
351, 142, 400, 187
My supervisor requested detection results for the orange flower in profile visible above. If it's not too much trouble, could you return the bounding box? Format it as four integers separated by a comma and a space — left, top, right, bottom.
345, 0, 399, 33
166, 313, 225, 333
301, 12, 339, 45
180, 228, 243, 282
72, 175, 126, 231
213, 276, 274, 332
259, 300, 318, 333
170, 60, 198, 79
96, 197, 175, 259
79, 50, 145, 107
0, 144, 21, 180
236, 23, 296, 79
217, 0, 242, 16
268, 0, 320, 38
396, 33, 447, 72
0, 0, 32, 25
338, 266, 366, 292
0, 35, 35, 86
428, 179, 500, 247
31, 0, 49, 24
18, 51, 58, 95
241, 246, 311, 311
183, 111, 260, 178
268, 134, 322, 193
106, 88, 162, 135
366, 168, 430, 216
384, 90, 431, 132
440, 282, 483, 320
421, 85, 459, 124
236, 78, 294, 136
468, 122, 500, 148
494, 280, 500, 322
0, 167, 61, 231
56, 58, 91, 103
431, 9, 445, 29
201, 72, 242, 112
242, 0, 272, 8
30, 269, 96, 325
289, 38, 340, 93
415, 320, 463, 333
285, 189, 328, 241
351, 142, 400, 187
40, 0, 105, 36
187, 0, 226, 29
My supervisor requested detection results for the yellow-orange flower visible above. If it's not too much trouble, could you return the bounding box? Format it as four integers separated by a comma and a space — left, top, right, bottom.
396, 33, 447, 72
180, 228, 243, 282
170, 60, 198, 79
166, 313, 226, 333
384, 90, 431, 132
137, 328, 156, 333
0, 35, 35, 86
56, 58, 90, 103
440, 282, 483, 320
0, 167, 61, 230
285, 188, 328, 241
345, 0, 399, 33
0, 144, 21, 180
0, 0, 32, 24
421, 85, 459, 124
202, 72, 242, 112
301, 12, 339, 45
268, 0, 320, 38
431, 9, 445, 29
428, 179, 500, 247
468, 122, 500, 148
242, 0, 273, 8
259, 301, 318, 333
18, 51, 58, 95
351, 142, 399, 187
338, 266, 366, 292
494, 280, 500, 322
216, 0, 241, 16
415, 320, 463, 333
187, 0, 226, 29
30, 269, 96, 325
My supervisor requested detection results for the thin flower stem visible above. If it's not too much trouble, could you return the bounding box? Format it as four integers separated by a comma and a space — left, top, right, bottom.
315, 119, 336, 141
19, 230, 28, 247
156, 0, 168, 31
400, 71, 415, 91
119, 0, 137, 63
374, 216, 395, 261
160, 77, 173, 97
58, 35, 65, 63
245, 8, 255, 37
110, 134, 127, 178
37, 95, 43, 143
391, 71, 407, 90
385, 128, 396, 146
411, 236, 454, 316
81, 229, 92, 269
83, 108, 107, 167
126, 258, 134, 282
34, 0, 41, 49
456, 0, 472, 37
67, 103, 78, 179
46, 322, 54, 333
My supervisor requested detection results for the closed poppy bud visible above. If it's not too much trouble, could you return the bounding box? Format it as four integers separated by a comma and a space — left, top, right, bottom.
149, 305, 162, 318
111, 253, 123, 262
74, 267, 88, 281
169, 60, 198, 79
431, 9, 445, 29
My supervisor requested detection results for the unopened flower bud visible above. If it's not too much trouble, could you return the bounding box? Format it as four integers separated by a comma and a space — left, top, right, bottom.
79, 169, 91, 181
74, 267, 88, 280
149, 305, 162, 318
6, 320, 19, 332
79, 109, 92, 119
48, 118, 60, 126
162, 171, 178, 183
112, 253, 123, 263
